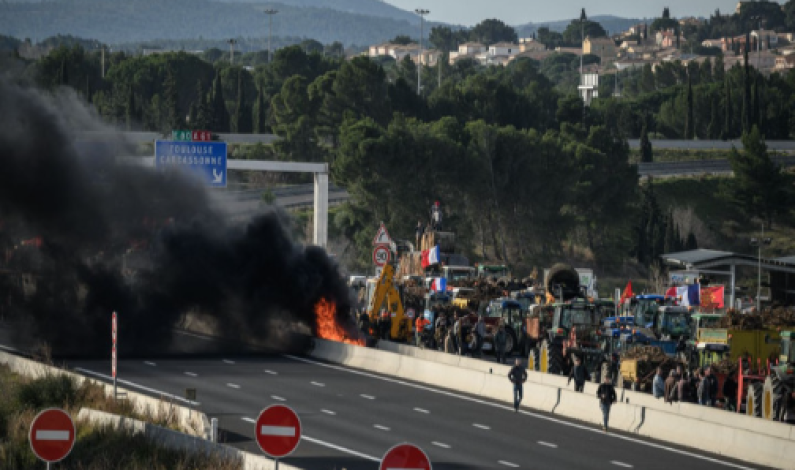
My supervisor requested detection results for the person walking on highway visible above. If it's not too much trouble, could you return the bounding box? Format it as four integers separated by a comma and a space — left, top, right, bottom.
494, 324, 507, 364
597, 375, 617, 432
568, 356, 588, 392
509, 358, 528, 412
653, 367, 665, 399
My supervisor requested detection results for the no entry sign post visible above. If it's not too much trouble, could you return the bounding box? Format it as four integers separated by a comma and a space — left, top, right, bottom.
255, 404, 301, 469
380, 443, 432, 470
29, 408, 76, 469
111, 311, 117, 400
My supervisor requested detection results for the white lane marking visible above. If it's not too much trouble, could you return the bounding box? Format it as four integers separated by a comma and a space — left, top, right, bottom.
223, 359, 236, 364
499, 461, 520, 468
284, 355, 755, 470
242, 417, 255, 423
301, 435, 379, 462
321, 409, 336, 415
144, 361, 156, 366
373, 424, 390, 431
473, 423, 490, 430
413, 407, 430, 414
264, 370, 278, 375
611, 462, 633, 468
271, 395, 286, 402
311, 381, 325, 387
538, 441, 558, 448
432, 441, 451, 449
184, 372, 198, 377
360, 394, 375, 400
260, 425, 296, 437
227, 383, 241, 389
74, 368, 200, 406
35, 430, 70, 441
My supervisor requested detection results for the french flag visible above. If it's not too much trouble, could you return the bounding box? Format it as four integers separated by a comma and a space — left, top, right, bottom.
666, 285, 700, 306
431, 278, 447, 292
421, 245, 440, 268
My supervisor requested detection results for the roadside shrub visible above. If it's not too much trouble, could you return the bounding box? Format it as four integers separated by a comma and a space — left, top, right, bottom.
16, 374, 77, 410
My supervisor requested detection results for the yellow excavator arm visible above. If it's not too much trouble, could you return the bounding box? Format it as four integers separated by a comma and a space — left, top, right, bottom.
367, 265, 409, 341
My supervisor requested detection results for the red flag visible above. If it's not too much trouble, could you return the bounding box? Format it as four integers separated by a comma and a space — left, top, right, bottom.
701, 286, 725, 309
619, 281, 633, 304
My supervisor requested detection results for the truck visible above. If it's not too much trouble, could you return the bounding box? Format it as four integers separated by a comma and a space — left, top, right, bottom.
686, 313, 781, 369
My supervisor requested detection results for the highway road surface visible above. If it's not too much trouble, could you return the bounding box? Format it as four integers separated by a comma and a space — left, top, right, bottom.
57, 332, 767, 470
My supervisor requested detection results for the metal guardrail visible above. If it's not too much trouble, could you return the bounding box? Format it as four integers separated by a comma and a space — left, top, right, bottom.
628, 139, 795, 151
638, 155, 795, 177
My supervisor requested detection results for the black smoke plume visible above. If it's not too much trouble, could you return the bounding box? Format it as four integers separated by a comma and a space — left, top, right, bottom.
0, 79, 350, 356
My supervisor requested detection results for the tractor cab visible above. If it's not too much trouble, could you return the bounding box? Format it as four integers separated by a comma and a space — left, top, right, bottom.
551, 299, 603, 344
424, 291, 451, 311
656, 306, 692, 339
631, 295, 666, 328
488, 300, 525, 331
477, 264, 510, 279
687, 313, 729, 367
441, 266, 475, 284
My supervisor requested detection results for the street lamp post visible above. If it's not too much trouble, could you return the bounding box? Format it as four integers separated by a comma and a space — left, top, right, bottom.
750, 224, 772, 312
415, 8, 430, 96
227, 39, 238, 64
264, 9, 278, 64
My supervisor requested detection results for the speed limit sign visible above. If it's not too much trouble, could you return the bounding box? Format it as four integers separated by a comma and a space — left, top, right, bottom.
372, 245, 391, 266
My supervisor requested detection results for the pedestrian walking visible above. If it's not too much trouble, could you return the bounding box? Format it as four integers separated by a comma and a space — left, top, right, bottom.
508, 358, 528, 412
494, 324, 507, 364
567, 356, 588, 392
653, 367, 665, 399
664, 370, 677, 404
597, 375, 617, 432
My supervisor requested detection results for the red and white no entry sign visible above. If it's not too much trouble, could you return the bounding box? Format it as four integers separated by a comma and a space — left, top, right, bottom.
29, 408, 76, 463
380, 443, 432, 470
255, 404, 302, 458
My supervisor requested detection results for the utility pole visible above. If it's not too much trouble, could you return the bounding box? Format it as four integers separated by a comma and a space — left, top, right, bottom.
264, 9, 278, 64
415, 8, 429, 95
227, 38, 238, 64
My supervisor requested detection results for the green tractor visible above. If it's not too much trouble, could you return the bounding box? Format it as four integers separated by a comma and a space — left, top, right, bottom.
762, 331, 795, 421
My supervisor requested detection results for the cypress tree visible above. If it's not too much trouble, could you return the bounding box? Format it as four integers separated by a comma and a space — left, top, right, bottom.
722, 77, 732, 140
707, 94, 719, 139
640, 122, 653, 162
163, 65, 181, 132
684, 74, 694, 139
126, 84, 135, 131
255, 83, 267, 133
742, 34, 751, 134
685, 231, 698, 250
234, 70, 252, 133
210, 69, 229, 132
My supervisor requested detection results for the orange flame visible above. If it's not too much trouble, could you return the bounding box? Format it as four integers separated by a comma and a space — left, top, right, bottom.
314, 298, 365, 346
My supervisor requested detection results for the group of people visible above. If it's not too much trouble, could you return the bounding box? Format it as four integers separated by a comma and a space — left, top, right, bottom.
415, 201, 444, 247
652, 364, 737, 408
424, 309, 513, 362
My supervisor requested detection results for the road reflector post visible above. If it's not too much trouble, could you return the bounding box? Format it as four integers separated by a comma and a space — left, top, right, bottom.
211, 418, 218, 443
185, 389, 196, 420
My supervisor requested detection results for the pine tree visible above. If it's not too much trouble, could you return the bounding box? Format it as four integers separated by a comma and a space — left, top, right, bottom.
640, 122, 653, 162
210, 69, 229, 132
684, 74, 694, 139
753, 74, 762, 134
663, 211, 676, 254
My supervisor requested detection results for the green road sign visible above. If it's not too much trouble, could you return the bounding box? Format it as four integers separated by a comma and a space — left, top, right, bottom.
171, 130, 192, 141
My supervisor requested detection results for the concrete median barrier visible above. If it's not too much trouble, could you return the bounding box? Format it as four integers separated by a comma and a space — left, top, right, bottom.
308, 339, 795, 469
78, 408, 304, 470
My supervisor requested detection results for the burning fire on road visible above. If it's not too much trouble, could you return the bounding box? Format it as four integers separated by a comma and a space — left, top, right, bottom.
314, 298, 365, 346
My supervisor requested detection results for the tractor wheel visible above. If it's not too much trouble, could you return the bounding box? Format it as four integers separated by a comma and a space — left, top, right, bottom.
528, 348, 540, 372
746, 382, 764, 418
771, 375, 786, 421
505, 329, 517, 355
763, 377, 776, 420
600, 362, 612, 384
542, 341, 564, 375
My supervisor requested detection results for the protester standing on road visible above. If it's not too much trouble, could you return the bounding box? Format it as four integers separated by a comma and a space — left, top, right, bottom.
653, 367, 665, 399
664, 370, 677, 404
508, 358, 528, 412
474, 315, 486, 357
453, 314, 463, 355
567, 356, 588, 392
597, 375, 617, 432
703, 366, 718, 407
494, 324, 507, 364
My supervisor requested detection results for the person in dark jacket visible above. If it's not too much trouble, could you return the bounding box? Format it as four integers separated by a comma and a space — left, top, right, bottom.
702, 366, 718, 406
597, 375, 618, 431
568, 356, 588, 392
494, 324, 508, 364
664, 370, 678, 404
508, 358, 528, 412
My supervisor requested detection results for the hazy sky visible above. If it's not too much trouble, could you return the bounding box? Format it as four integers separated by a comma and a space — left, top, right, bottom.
381, 0, 785, 26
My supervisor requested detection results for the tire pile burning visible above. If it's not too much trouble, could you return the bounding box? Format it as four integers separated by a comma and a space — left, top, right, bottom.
0, 79, 352, 357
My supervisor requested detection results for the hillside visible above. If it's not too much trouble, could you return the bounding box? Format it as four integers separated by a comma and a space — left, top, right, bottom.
0, 0, 423, 46
515, 15, 642, 37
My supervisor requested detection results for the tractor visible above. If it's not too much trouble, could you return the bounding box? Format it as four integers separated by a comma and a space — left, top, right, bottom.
529, 299, 609, 379
760, 331, 795, 421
